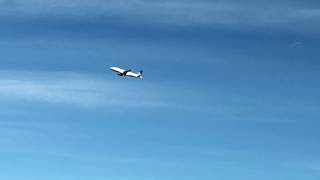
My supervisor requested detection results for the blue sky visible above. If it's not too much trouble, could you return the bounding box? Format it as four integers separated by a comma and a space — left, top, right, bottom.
0, 0, 320, 179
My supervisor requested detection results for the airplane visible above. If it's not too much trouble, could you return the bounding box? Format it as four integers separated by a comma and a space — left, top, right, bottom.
110, 66, 143, 78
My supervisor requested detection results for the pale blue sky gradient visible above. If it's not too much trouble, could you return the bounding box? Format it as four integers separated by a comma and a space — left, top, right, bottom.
0, 0, 320, 179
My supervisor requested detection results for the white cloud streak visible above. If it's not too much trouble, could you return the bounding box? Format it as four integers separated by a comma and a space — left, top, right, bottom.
0, 71, 140, 107
292, 161, 320, 172
0, 71, 208, 111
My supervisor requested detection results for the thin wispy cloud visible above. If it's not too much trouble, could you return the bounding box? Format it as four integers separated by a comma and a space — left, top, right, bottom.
0, 71, 145, 107
292, 161, 320, 172
0, 70, 317, 122
0, 0, 320, 33
0, 71, 209, 111
289, 41, 303, 48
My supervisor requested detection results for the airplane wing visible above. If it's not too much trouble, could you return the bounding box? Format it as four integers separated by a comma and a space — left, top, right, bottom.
110, 67, 130, 74
110, 67, 142, 78
123, 69, 132, 75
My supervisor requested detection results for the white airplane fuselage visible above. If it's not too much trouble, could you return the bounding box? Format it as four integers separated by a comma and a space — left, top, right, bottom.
110, 67, 143, 78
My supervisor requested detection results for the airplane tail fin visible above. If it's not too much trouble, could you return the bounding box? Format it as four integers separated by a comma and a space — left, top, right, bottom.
138, 70, 143, 78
